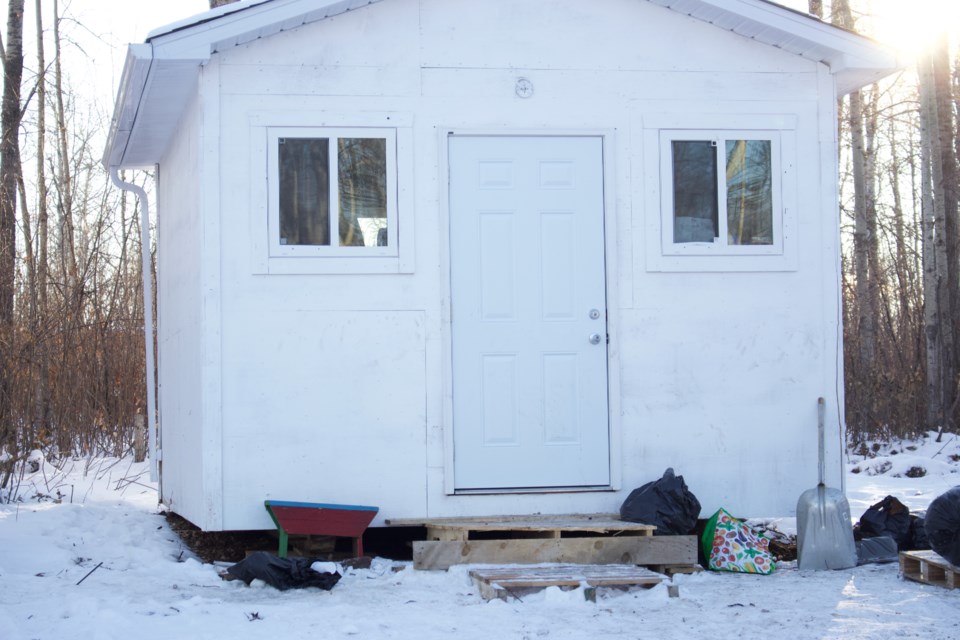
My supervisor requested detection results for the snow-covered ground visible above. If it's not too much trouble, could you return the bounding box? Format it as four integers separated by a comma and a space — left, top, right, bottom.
2, 433, 959, 640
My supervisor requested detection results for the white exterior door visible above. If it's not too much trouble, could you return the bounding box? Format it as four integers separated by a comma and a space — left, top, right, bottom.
449, 135, 610, 490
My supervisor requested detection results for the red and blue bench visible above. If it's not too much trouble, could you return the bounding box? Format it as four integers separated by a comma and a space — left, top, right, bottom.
264, 500, 379, 558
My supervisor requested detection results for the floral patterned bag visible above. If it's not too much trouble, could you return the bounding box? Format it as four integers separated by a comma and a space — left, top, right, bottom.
701, 508, 776, 574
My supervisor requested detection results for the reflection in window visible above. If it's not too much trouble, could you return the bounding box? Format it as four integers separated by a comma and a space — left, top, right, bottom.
338, 138, 388, 247
726, 140, 773, 246
672, 141, 718, 243
279, 138, 330, 246
277, 136, 390, 249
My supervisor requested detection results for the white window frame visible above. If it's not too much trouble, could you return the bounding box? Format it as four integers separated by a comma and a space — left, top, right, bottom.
660, 130, 783, 257
267, 126, 398, 258
642, 113, 798, 273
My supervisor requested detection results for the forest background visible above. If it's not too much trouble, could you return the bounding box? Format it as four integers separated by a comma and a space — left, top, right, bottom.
0, 0, 956, 492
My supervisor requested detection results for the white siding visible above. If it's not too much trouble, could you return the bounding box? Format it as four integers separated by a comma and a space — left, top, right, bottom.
162, 0, 848, 528
156, 92, 206, 525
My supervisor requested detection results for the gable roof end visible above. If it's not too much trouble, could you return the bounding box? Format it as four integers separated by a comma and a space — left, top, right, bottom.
103, 0, 385, 169
103, 0, 901, 171
646, 0, 900, 93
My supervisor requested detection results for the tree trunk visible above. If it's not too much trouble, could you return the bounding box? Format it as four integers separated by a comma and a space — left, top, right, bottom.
0, 0, 24, 487
807, 0, 823, 20
834, 2, 874, 363
864, 85, 883, 367
932, 34, 960, 425
920, 46, 954, 429
848, 87, 879, 369
52, 0, 76, 291
33, 0, 49, 436
887, 116, 912, 348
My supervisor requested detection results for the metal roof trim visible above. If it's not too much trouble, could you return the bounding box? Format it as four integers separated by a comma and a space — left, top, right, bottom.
645, 0, 901, 77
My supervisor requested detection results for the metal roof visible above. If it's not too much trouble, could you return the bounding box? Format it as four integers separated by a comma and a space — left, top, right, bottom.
103, 0, 900, 170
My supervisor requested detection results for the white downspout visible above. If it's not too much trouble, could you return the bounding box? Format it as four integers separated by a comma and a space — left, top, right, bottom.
109, 167, 159, 482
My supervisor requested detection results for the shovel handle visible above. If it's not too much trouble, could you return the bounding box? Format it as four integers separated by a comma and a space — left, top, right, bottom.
817, 397, 826, 486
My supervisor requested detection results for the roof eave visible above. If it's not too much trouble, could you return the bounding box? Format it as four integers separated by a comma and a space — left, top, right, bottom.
830, 53, 904, 95
646, 0, 902, 93
103, 0, 386, 170
102, 44, 154, 170
103, 45, 207, 171
145, 0, 382, 59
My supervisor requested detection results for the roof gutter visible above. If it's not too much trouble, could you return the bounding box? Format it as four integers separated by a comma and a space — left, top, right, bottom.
108, 168, 159, 483
102, 44, 156, 170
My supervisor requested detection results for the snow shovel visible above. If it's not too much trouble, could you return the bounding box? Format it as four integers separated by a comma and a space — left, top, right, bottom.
796, 397, 857, 570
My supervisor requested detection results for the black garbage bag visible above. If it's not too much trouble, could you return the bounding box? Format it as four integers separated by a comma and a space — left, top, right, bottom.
226, 552, 341, 591
620, 468, 701, 535
857, 495, 912, 550
924, 486, 960, 566
909, 514, 930, 550
855, 536, 899, 565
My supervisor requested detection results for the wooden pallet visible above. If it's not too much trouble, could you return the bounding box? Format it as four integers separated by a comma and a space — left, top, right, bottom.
900, 550, 960, 589
386, 513, 655, 542
388, 513, 695, 571
470, 564, 664, 601
413, 535, 696, 570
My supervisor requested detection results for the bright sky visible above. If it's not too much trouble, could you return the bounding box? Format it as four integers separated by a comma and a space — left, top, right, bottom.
31, 0, 209, 109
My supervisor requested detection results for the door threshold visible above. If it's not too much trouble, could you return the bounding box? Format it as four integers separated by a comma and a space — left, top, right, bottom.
454, 485, 614, 496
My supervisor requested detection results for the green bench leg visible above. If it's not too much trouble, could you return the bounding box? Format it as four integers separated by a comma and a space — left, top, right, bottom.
278, 529, 289, 559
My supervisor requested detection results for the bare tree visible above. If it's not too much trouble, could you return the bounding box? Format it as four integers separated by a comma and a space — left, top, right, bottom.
918, 33, 960, 431
0, 0, 24, 486
32, 0, 49, 436
834, 0, 882, 433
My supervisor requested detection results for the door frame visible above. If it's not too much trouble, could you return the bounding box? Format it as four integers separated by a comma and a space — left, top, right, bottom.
439, 128, 623, 495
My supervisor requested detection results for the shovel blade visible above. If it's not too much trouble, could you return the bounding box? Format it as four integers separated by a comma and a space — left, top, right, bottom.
796, 484, 857, 570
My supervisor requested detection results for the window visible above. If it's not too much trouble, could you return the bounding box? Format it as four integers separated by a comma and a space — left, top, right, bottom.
268, 127, 397, 258
661, 130, 782, 256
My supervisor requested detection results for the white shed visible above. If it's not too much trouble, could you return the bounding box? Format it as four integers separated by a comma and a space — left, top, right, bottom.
104, 0, 898, 532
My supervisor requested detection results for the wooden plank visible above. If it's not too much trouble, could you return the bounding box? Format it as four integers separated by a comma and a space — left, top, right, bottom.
470, 564, 663, 588
469, 564, 663, 601
427, 520, 652, 535
900, 550, 959, 590
426, 527, 467, 542
413, 535, 697, 571
386, 513, 654, 536
387, 513, 622, 526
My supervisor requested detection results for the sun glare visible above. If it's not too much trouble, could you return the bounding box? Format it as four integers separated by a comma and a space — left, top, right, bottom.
863, 0, 960, 59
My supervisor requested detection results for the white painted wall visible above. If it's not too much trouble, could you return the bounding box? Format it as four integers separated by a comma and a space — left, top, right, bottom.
159, 0, 848, 530
156, 91, 207, 526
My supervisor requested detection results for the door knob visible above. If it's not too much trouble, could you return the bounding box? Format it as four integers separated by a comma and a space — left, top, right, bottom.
589, 333, 602, 345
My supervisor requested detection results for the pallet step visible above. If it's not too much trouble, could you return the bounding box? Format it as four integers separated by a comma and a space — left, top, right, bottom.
900, 550, 959, 589
412, 535, 697, 570
386, 513, 655, 542
470, 564, 664, 601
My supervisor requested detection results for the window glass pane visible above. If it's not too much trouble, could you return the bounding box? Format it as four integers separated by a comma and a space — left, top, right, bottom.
672, 141, 718, 243
338, 138, 388, 247
726, 140, 773, 245
279, 138, 330, 246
